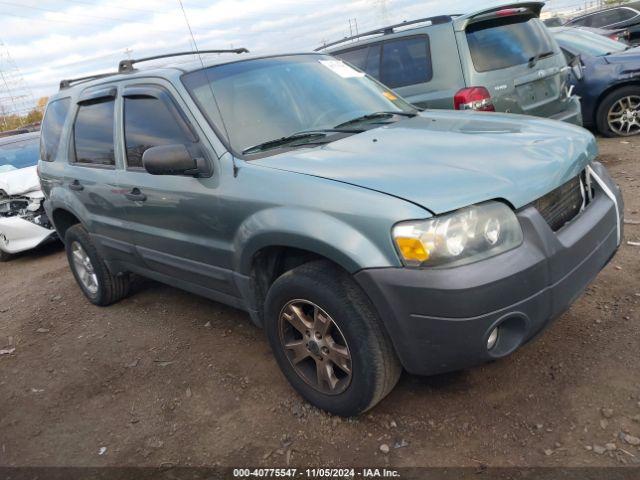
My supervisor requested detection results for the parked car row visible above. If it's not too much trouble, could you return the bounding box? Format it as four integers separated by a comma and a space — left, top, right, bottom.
31, 2, 625, 417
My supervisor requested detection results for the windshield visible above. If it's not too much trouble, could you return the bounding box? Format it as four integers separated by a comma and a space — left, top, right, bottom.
466, 16, 556, 72
182, 54, 415, 156
553, 29, 628, 56
0, 137, 39, 173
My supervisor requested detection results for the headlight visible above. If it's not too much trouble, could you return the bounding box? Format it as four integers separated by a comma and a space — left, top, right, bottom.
392, 201, 523, 268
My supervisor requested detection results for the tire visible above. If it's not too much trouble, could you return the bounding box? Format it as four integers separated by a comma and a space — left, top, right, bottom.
264, 260, 401, 417
64, 224, 130, 306
595, 86, 640, 137
0, 250, 11, 262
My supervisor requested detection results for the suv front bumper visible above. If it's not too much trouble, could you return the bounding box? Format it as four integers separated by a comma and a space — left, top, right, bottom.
355, 162, 622, 376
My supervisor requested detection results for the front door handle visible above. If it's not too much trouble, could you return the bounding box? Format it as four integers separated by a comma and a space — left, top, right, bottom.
124, 187, 147, 202
69, 180, 83, 191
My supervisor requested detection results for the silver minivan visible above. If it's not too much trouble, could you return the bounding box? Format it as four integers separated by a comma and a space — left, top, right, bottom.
322, 2, 583, 124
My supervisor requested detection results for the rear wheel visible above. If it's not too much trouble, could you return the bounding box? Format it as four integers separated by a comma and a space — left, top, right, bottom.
264, 261, 401, 417
0, 250, 12, 262
596, 86, 640, 137
65, 224, 130, 306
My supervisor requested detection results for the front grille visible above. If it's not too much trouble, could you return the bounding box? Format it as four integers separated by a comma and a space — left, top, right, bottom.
533, 174, 585, 231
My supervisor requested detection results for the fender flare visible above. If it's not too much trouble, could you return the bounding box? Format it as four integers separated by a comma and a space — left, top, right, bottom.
233, 207, 397, 275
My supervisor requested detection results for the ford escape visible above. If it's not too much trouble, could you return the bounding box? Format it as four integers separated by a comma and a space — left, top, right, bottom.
38, 50, 623, 416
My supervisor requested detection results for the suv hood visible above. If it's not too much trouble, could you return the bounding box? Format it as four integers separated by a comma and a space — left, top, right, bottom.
0, 165, 43, 198
252, 111, 596, 214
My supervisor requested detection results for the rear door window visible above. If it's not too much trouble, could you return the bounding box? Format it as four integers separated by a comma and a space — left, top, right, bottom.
73, 99, 115, 166
380, 36, 432, 88
123, 95, 196, 169
466, 17, 555, 72
40, 98, 71, 162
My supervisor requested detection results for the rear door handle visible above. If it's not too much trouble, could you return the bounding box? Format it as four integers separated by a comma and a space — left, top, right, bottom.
69, 180, 83, 191
124, 187, 147, 202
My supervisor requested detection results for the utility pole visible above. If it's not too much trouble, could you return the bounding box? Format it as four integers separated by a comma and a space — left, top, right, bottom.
0, 40, 35, 128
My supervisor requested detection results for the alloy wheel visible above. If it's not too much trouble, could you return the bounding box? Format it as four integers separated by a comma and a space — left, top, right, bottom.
71, 241, 98, 295
278, 299, 352, 395
607, 95, 640, 136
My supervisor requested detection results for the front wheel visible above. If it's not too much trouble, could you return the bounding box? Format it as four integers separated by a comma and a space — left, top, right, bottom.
596, 86, 640, 137
264, 261, 401, 417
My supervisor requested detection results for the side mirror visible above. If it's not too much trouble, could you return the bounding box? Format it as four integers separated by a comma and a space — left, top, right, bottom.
142, 144, 199, 176
569, 55, 584, 81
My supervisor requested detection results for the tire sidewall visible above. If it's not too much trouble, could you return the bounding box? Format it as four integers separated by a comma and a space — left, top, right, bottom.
597, 86, 640, 138
65, 226, 105, 304
265, 270, 381, 416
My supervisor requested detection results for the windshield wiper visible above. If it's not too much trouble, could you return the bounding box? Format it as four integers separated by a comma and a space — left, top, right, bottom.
241, 128, 361, 155
334, 111, 417, 129
528, 51, 555, 68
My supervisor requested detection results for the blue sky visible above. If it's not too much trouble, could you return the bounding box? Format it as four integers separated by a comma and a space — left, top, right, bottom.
1, 0, 585, 105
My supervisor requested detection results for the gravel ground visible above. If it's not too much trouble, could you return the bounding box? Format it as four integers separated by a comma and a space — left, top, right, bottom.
0, 136, 639, 468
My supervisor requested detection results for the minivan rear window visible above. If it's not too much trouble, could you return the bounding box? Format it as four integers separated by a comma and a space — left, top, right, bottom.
466, 16, 555, 72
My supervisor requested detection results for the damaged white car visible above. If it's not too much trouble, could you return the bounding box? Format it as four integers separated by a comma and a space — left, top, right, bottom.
0, 132, 56, 261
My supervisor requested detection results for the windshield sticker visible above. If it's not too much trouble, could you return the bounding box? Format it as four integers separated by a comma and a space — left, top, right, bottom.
319, 60, 365, 78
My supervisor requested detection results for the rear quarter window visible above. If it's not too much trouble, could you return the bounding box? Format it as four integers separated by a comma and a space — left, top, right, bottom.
40, 97, 71, 162
466, 16, 555, 72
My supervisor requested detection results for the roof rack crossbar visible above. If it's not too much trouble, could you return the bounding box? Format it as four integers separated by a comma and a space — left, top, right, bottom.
315, 15, 455, 51
60, 72, 119, 90
118, 48, 249, 73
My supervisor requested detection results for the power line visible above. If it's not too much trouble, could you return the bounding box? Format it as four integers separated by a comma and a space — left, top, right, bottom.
2, 10, 112, 28
62, 0, 175, 15
0, 0, 158, 25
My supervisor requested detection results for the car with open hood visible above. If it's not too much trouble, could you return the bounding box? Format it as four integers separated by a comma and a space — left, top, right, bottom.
322, 2, 583, 126
38, 50, 623, 416
0, 131, 56, 261
551, 26, 640, 137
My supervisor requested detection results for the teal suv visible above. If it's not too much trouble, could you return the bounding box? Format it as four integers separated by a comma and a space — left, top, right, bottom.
38, 50, 623, 416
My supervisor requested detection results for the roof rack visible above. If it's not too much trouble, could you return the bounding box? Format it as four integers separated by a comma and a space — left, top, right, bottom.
315, 15, 456, 51
60, 72, 119, 90
118, 48, 249, 73
59, 48, 250, 90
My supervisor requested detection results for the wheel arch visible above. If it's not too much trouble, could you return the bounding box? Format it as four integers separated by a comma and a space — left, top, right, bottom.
233, 208, 400, 327
234, 207, 397, 276
51, 208, 83, 243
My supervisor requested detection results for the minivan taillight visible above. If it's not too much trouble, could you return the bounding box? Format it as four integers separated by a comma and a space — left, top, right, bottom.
454, 87, 495, 112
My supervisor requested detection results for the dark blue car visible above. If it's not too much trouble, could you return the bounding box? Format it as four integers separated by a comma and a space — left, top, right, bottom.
551, 27, 640, 137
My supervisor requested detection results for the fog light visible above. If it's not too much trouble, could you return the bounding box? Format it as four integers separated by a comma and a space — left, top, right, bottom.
487, 327, 499, 350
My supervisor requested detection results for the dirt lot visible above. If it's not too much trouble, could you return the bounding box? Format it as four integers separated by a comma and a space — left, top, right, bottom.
1, 136, 639, 469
